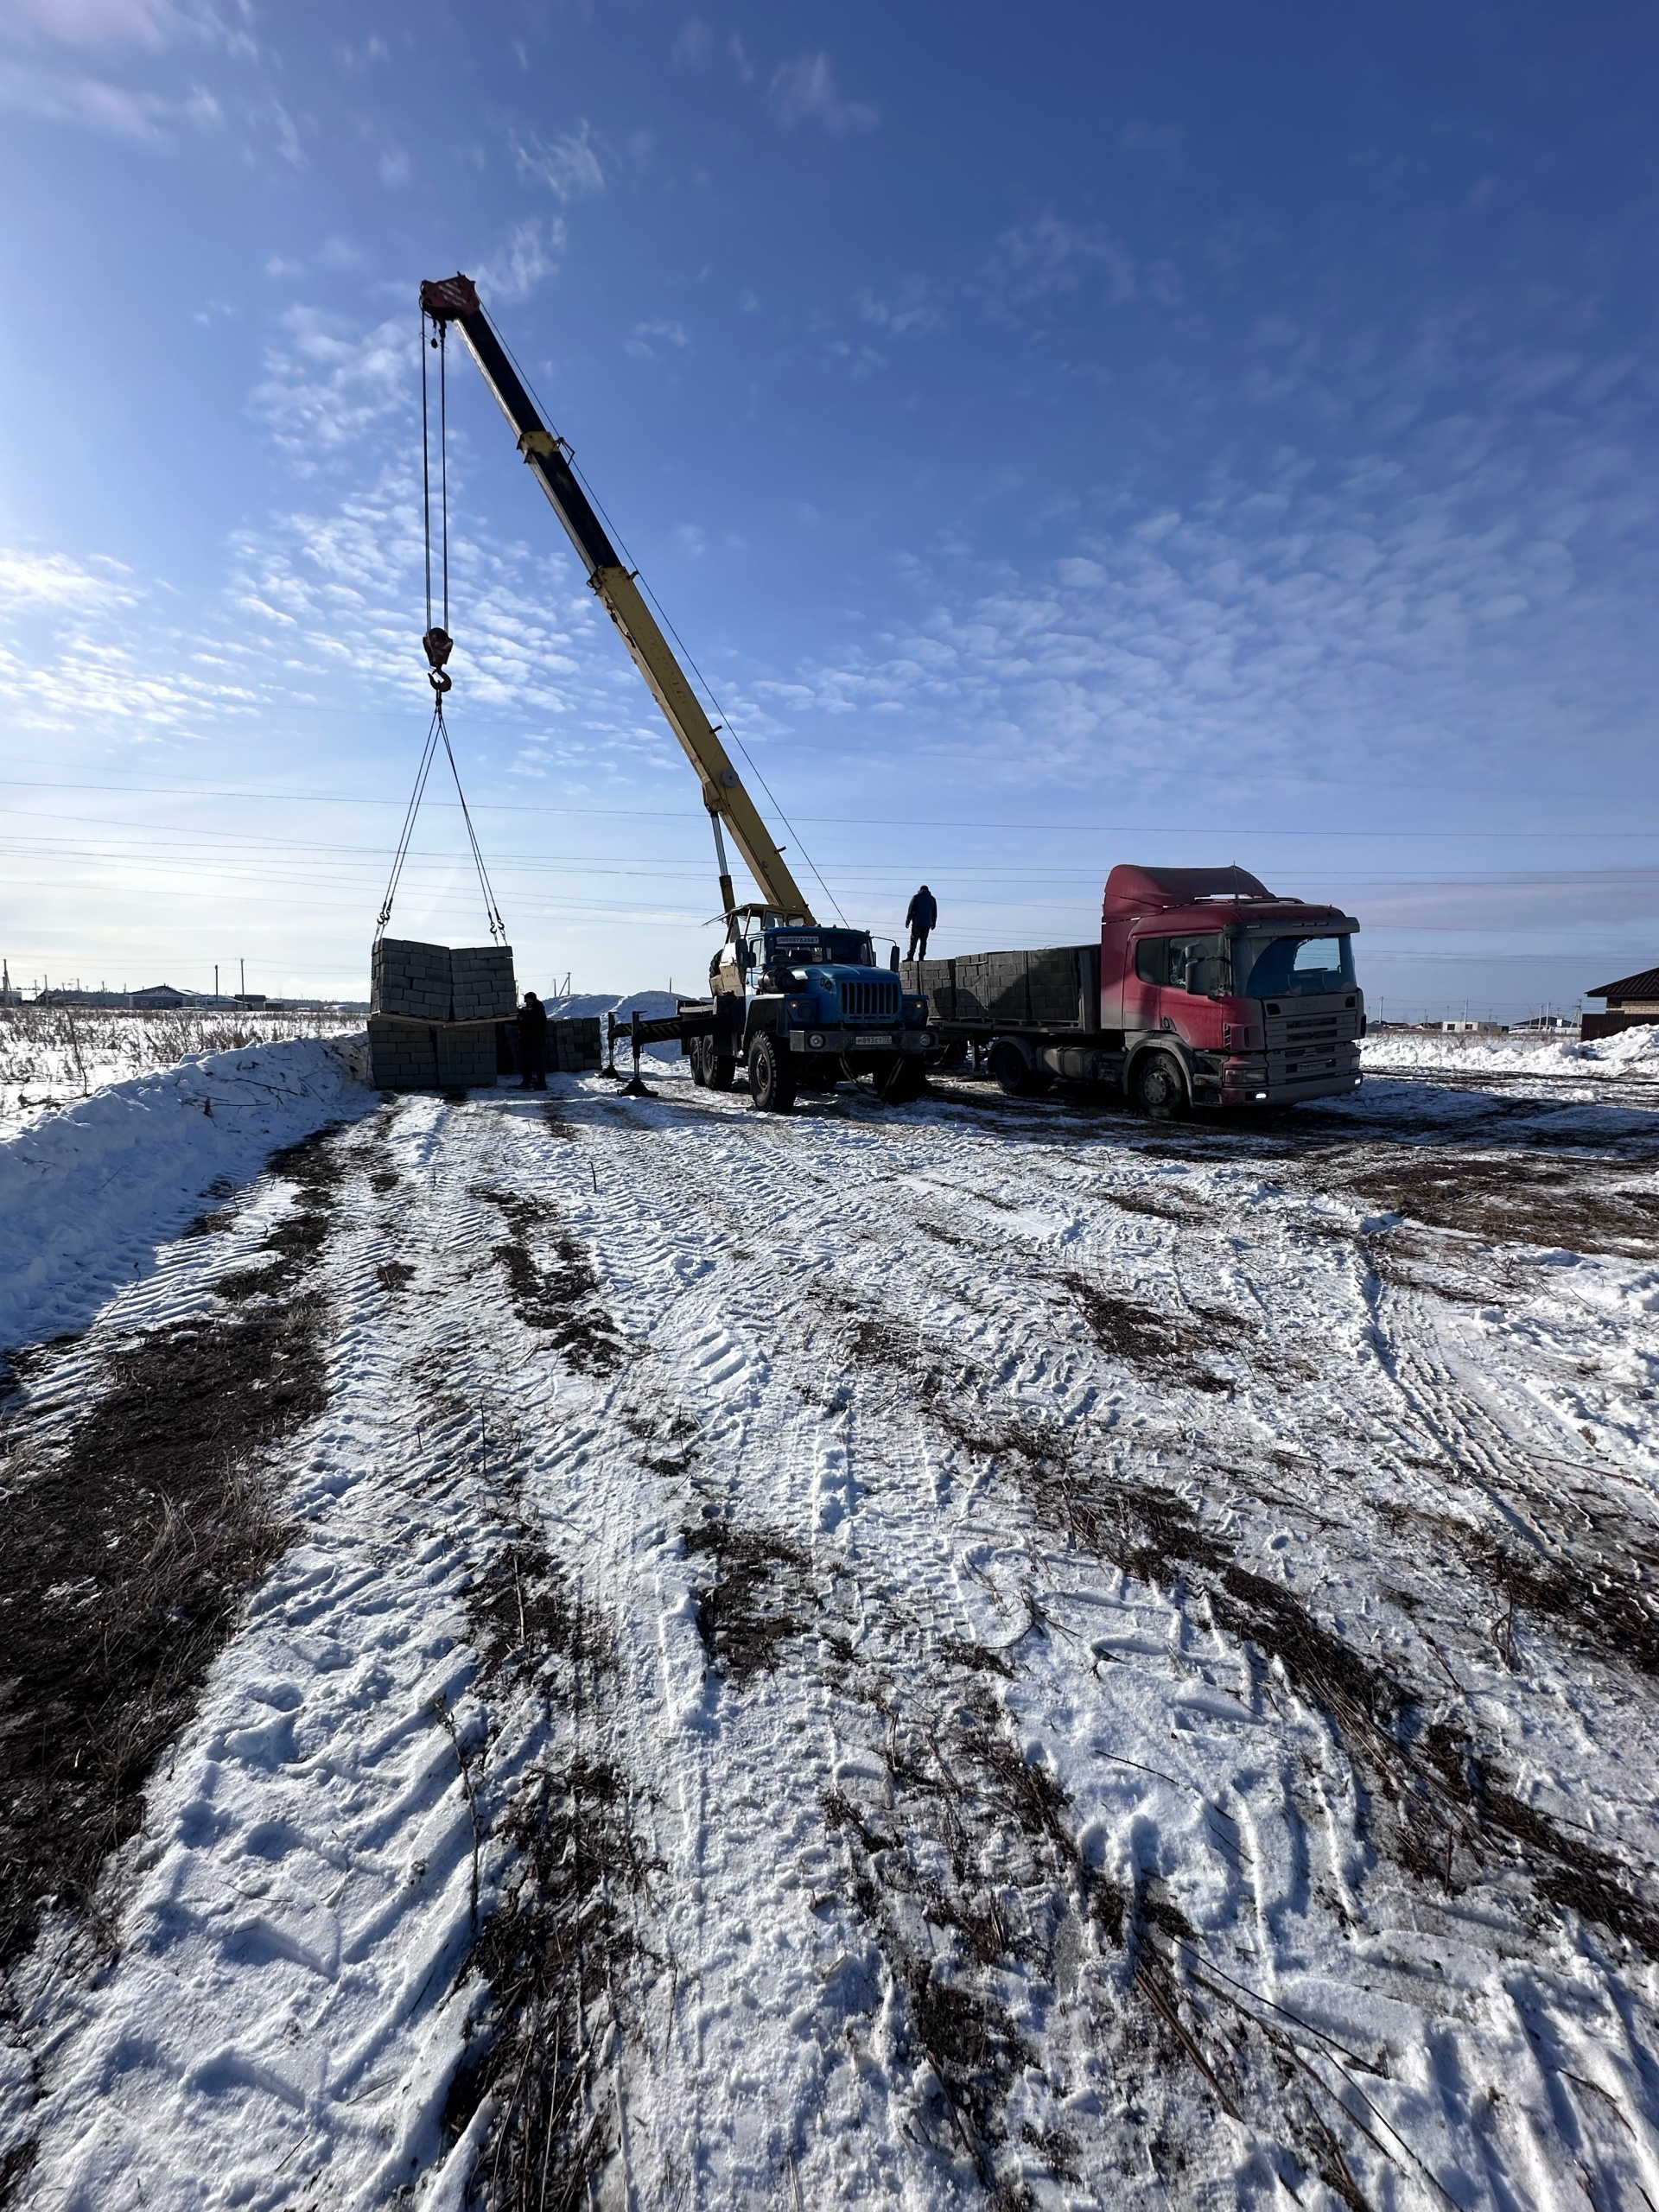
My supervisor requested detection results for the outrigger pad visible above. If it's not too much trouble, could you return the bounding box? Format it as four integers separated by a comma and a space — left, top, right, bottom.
620, 1072, 658, 1098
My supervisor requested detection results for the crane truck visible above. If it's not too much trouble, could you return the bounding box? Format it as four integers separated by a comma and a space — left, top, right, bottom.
418, 273, 931, 1112
905, 863, 1364, 1115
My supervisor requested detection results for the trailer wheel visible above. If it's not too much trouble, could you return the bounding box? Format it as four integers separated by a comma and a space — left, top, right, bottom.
747, 1034, 795, 1112
1133, 1051, 1187, 1120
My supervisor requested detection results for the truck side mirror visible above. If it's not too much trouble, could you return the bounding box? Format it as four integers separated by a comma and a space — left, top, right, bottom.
889, 946, 900, 971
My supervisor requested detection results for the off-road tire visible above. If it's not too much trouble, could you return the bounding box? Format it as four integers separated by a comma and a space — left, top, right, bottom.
875, 1055, 925, 1105
1133, 1050, 1188, 1120
690, 1037, 710, 1086
747, 1034, 795, 1113
707, 1051, 736, 1091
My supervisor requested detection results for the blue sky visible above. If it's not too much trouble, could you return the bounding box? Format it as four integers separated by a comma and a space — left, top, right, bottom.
0, 0, 1654, 1016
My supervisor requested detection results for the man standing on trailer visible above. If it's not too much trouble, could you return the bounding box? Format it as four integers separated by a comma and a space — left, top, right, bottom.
518, 989, 548, 1091
906, 885, 938, 962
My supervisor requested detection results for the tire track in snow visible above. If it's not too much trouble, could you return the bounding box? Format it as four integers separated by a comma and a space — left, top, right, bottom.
6, 1068, 1659, 2209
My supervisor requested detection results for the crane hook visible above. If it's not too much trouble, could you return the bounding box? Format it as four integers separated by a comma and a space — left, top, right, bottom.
423, 625, 454, 696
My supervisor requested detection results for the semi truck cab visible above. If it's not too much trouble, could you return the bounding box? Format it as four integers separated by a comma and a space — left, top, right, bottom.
905, 863, 1363, 1115
1106, 864, 1363, 1108
1111, 919, 1361, 1109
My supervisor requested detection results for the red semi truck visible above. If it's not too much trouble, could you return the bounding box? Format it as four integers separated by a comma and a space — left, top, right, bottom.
903, 863, 1363, 1114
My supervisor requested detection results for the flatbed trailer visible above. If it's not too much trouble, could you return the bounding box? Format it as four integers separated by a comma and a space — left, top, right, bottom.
904, 863, 1365, 1115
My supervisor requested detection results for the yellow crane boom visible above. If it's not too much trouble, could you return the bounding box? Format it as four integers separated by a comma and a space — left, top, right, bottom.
419, 273, 813, 927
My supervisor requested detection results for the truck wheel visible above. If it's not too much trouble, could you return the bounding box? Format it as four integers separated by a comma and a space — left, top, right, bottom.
875, 1055, 925, 1104
747, 1034, 795, 1113
989, 1041, 1043, 1097
708, 1053, 736, 1090
1133, 1051, 1187, 1120
690, 1037, 710, 1086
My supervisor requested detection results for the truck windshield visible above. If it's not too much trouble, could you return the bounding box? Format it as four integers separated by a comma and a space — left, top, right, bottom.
766, 931, 874, 967
1235, 931, 1356, 999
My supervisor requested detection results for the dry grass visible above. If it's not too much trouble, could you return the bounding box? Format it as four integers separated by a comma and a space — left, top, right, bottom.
0, 1005, 359, 1122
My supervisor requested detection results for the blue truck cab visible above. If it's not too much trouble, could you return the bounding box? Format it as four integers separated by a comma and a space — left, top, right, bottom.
684, 906, 931, 1111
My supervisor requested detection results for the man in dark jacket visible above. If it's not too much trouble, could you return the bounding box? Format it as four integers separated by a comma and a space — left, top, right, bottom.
906, 885, 938, 962
518, 990, 549, 1090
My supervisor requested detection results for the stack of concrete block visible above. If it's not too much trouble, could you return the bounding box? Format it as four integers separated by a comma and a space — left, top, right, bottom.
367, 1017, 439, 1090
550, 1017, 603, 1072
905, 946, 1092, 1029
451, 944, 518, 1024
368, 935, 518, 1092
435, 1024, 500, 1088
372, 938, 455, 1021
368, 1015, 504, 1090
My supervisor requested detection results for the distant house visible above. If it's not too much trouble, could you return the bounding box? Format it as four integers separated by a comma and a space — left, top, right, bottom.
130, 983, 188, 1010
1584, 969, 1659, 1042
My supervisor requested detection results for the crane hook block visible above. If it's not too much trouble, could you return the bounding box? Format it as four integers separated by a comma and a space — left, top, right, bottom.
423, 626, 454, 671
419, 273, 480, 323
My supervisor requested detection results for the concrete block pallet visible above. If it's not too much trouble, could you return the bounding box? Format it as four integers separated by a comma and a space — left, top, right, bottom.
369, 1015, 500, 1092
372, 937, 517, 1024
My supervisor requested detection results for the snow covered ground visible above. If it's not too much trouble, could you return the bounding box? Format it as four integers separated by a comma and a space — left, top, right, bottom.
0, 1033, 372, 1360
3, 1039, 1659, 2209
0, 1008, 364, 1136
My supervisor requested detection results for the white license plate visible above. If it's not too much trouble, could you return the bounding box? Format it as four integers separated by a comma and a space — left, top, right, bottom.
854, 1033, 895, 1049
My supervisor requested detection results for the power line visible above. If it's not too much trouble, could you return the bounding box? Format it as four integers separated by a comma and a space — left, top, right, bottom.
3, 776, 1658, 842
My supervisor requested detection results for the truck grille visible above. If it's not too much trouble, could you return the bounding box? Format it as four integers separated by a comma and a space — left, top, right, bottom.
839, 977, 901, 1024
1264, 1008, 1360, 1050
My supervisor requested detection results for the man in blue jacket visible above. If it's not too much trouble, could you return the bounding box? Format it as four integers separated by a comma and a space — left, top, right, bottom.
906, 885, 938, 962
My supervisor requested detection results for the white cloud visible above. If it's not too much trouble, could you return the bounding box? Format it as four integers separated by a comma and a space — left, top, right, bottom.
855, 278, 943, 337
511, 122, 604, 203
0, 549, 134, 608
250, 308, 413, 465
0, 55, 172, 141
769, 50, 877, 135
0, 0, 257, 67
475, 217, 564, 305
986, 212, 1140, 308
0, 0, 179, 47
625, 318, 690, 360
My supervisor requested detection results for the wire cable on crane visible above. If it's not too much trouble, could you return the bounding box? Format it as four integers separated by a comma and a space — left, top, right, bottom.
488, 321, 849, 925
377, 311, 505, 944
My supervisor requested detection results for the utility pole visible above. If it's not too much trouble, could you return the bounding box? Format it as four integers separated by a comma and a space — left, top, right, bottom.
239, 957, 245, 1000
214, 963, 219, 1000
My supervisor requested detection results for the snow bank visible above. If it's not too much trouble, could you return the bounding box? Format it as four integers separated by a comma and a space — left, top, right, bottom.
0, 1007, 363, 1135
1363, 1024, 1659, 1081
0, 1033, 374, 1360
